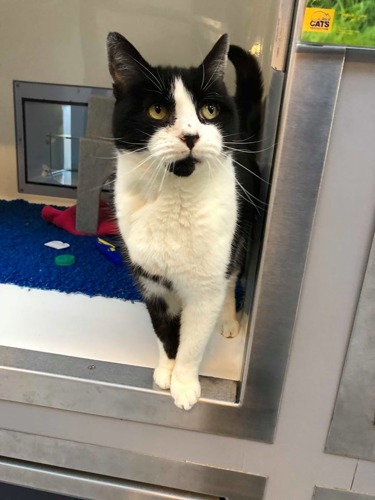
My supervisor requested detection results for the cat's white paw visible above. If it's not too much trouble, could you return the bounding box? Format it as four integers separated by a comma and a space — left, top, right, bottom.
153, 366, 173, 390
170, 374, 201, 410
221, 319, 240, 338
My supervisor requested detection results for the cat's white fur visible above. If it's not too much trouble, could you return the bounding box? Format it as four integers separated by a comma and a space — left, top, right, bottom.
115, 78, 238, 409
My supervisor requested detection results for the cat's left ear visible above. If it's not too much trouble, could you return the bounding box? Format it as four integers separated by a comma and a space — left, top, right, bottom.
200, 34, 229, 81
107, 32, 151, 97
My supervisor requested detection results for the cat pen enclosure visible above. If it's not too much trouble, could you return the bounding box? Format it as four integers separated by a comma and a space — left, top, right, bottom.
1, 0, 332, 441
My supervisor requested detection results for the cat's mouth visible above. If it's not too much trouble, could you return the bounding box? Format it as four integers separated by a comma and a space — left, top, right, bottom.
168, 156, 198, 177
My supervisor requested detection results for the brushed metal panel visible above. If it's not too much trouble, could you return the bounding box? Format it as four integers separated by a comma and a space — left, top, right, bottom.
0, 430, 266, 500
0, 459, 216, 500
314, 487, 375, 500
326, 231, 375, 461
238, 48, 345, 428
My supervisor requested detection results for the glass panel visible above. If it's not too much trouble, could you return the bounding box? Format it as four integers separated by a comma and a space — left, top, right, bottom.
24, 100, 87, 188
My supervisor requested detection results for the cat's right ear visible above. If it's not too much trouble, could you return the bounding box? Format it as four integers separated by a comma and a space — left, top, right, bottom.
107, 32, 150, 97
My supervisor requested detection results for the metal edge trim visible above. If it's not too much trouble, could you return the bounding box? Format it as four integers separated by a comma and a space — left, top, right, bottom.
297, 43, 375, 61
314, 486, 375, 500
0, 429, 267, 500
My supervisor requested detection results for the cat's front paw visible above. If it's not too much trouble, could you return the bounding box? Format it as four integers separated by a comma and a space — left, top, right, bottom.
221, 319, 240, 338
153, 366, 173, 390
170, 373, 201, 410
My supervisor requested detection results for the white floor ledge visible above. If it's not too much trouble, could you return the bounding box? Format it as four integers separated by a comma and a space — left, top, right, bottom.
0, 284, 245, 381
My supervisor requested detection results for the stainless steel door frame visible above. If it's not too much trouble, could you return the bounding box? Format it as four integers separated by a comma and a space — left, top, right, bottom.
0, 429, 266, 500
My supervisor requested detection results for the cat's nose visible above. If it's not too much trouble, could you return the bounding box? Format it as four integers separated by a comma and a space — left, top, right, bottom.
180, 134, 199, 150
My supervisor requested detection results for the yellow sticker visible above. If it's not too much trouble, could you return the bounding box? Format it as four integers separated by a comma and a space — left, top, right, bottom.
303, 7, 335, 33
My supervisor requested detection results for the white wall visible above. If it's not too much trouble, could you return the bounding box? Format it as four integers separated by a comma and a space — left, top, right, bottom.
0, 0, 278, 203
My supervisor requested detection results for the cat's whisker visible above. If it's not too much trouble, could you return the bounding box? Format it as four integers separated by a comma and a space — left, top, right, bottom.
231, 158, 270, 187
224, 144, 275, 155
129, 55, 164, 91
94, 156, 118, 160
144, 155, 163, 190
149, 145, 177, 156
83, 177, 117, 194
94, 136, 142, 145
237, 181, 265, 215
137, 130, 154, 138
206, 158, 213, 182
145, 158, 164, 197
201, 61, 205, 90
125, 161, 151, 179
221, 132, 257, 140
200, 148, 222, 158
158, 159, 170, 193
146, 88, 164, 96
117, 140, 148, 147
96, 146, 147, 161
139, 156, 160, 183
233, 178, 263, 215
129, 152, 161, 173
155, 68, 166, 91
116, 153, 161, 183
223, 139, 265, 146
214, 158, 264, 215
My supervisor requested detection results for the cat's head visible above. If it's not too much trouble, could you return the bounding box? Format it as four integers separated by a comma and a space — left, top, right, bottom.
107, 32, 238, 177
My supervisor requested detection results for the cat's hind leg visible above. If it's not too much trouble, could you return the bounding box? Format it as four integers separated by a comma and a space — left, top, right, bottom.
220, 273, 240, 339
154, 340, 176, 389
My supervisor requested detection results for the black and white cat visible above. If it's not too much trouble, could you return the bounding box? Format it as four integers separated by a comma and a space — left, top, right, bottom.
107, 32, 263, 410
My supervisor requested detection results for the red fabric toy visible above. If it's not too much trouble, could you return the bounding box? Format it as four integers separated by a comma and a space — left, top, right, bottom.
42, 201, 118, 236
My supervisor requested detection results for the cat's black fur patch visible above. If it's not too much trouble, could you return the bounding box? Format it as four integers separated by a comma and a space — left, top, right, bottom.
145, 297, 181, 359
132, 263, 173, 291
169, 156, 197, 177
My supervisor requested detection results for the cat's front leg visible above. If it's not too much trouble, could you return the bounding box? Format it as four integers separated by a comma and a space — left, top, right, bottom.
143, 295, 181, 391
170, 289, 226, 410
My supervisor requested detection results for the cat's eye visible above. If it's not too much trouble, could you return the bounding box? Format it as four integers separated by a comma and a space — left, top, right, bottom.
199, 103, 220, 120
148, 104, 168, 120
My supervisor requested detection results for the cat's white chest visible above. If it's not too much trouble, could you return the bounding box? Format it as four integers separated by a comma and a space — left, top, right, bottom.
115, 156, 237, 286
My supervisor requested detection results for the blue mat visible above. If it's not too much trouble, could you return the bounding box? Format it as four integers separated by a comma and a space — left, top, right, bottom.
0, 199, 142, 301
0, 199, 244, 308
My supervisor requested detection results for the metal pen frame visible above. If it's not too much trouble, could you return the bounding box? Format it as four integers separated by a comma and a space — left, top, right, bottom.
1, 44, 346, 442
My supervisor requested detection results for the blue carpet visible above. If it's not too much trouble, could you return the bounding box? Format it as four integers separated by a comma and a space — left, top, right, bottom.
0, 199, 243, 308
0, 199, 142, 301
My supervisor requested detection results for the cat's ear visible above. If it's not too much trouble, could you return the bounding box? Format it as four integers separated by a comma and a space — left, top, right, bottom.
107, 32, 150, 96
201, 34, 229, 82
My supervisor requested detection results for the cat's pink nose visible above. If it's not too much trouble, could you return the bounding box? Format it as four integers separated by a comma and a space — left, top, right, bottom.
180, 134, 199, 150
